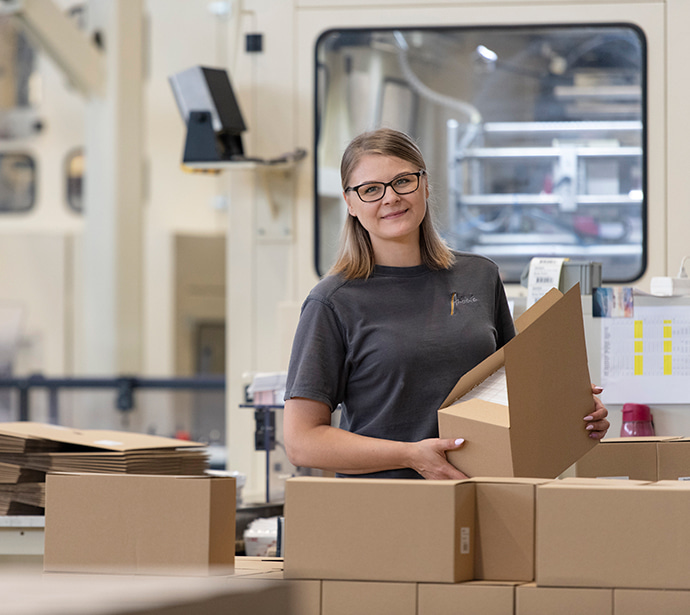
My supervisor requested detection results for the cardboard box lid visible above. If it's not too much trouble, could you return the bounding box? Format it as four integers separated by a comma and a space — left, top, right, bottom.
439, 286, 597, 478
0, 422, 205, 451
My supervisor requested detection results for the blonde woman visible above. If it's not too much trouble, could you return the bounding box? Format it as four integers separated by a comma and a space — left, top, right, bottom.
284, 128, 608, 479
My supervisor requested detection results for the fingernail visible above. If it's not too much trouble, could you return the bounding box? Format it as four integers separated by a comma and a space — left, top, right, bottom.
594, 385, 604, 391
586, 424, 594, 430
455, 438, 465, 446
583, 415, 593, 421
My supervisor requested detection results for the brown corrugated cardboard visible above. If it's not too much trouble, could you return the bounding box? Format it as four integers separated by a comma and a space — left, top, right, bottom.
322, 581, 416, 615
536, 479, 690, 589
0, 422, 209, 477
0, 421, 205, 451
575, 436, 680, 481
614, 588, 690, 614
517, 583, 613, 615
418, 581, 518, 615
227, 567, 322, 615
657, 438, 690, 480
283, 477, 475, 583
439, 286, 597, 478
44, 473, 235, 575
473, 477, 549, 582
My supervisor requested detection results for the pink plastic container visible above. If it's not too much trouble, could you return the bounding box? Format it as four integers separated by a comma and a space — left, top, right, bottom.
620, 403, 655, 437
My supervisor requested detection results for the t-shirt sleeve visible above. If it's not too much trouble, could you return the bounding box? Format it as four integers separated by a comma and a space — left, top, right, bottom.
283, 297, 348, 411
495, 273, 517, 348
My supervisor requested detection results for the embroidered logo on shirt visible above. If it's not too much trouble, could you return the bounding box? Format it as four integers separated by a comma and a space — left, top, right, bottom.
450, 292, 478, 315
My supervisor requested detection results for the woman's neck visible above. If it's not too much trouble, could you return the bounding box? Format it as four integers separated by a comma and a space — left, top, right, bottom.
373, 239, 422, 267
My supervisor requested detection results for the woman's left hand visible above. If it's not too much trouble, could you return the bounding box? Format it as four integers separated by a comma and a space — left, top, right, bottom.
584, 384, 610, 440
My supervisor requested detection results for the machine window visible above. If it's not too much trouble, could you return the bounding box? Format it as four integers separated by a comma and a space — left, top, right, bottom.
0, 153, 36, 212
314, 24, 646, 283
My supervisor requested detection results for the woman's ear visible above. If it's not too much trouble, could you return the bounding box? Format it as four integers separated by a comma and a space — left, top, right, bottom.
344, 193, 357, 217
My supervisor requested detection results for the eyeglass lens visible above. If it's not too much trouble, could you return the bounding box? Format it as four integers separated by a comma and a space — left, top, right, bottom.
356, 173, 420, 202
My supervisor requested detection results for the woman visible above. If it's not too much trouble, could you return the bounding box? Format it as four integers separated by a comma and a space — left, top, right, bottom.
283, 128, 609, 479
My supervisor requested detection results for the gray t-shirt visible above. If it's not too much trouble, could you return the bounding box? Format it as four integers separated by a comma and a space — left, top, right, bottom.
284, 252, 515, 478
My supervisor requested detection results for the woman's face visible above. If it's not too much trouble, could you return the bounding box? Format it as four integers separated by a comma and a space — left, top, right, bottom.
343, 154, 428, 264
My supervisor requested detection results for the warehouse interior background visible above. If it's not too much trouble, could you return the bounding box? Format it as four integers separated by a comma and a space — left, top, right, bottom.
0, 0, 688, 504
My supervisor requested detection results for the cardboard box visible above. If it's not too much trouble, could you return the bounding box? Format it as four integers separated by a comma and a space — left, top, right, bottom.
517, 583, 613, 615
657, 438, 690, 480
44, 472, 235, 575
283, 477, 475, 583
228, 566, 322, 615
614, 588, 690, 615
439, 286, 597, 478
474, 477, 548, 582
322, 580, 416, 615
575, 436, 680, 481
418, 581, 518, 615
536, 479, 690, 589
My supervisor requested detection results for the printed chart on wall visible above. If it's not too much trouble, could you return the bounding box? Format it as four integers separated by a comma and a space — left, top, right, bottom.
601, 304, 690, 404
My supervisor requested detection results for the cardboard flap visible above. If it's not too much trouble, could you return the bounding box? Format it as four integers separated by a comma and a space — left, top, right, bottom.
514, 287, 566, 334
440, 349, 506, 409
504, 285, 596, 477
441, 287, 567, 411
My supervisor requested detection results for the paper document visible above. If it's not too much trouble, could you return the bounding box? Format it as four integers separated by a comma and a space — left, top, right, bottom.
460, 367, 509, 406
601, 304, 690, 404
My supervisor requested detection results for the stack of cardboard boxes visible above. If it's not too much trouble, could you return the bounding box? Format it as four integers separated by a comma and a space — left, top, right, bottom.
276, 287, 690, 614
280, 475, 690, 615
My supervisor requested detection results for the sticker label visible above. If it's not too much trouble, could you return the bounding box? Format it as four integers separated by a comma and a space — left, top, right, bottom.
460, 526, 471, 554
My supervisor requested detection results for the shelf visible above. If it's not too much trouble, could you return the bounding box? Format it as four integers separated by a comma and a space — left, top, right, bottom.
460, 194, 643, 207
458, 145, 642, 160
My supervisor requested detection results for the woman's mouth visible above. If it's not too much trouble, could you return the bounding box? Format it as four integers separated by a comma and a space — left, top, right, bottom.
382, 209, 408, 220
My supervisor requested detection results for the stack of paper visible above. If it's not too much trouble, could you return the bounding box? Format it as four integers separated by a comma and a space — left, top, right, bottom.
0, 422, 209, 515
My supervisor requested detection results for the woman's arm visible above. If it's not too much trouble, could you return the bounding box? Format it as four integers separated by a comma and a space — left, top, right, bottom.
283, 397, 468, 479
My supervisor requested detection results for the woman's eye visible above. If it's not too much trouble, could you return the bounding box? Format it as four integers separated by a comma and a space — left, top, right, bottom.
363, 184, 381, 195
394, 177, 412, 187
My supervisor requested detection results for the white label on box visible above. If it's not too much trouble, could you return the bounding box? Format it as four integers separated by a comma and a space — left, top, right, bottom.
460, 526, 471, 554
527, 257, 566, 307
93, 439, 124, 446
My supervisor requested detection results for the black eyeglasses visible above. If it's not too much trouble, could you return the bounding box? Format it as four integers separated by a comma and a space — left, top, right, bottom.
345, 170, 426, 203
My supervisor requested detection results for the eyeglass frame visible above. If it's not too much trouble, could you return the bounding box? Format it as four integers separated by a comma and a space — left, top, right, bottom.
344, 170, 426, 203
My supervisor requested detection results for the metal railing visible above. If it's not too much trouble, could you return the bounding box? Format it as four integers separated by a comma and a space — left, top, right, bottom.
0, 374, 225, 422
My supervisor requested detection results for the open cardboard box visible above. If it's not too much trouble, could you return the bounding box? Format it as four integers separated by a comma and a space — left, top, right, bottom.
438, 285, 597, 478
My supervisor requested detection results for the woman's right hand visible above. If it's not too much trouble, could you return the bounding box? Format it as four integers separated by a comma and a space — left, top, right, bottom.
409, 438, 469, 480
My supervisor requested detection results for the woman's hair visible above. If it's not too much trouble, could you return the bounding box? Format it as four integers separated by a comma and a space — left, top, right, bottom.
328, 127, 455, 279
